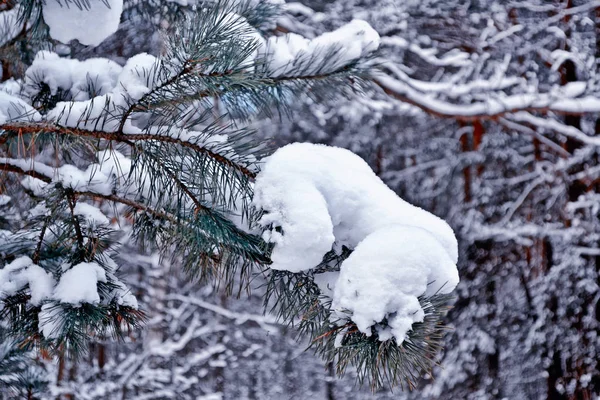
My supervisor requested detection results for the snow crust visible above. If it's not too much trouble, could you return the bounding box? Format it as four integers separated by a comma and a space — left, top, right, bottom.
253, 143, 459, 343
42, 0, 123, 46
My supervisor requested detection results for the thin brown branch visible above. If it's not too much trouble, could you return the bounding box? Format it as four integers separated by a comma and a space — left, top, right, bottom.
76, 191, 176, 223
0, 122, 257, 178
0, 162, 51, 182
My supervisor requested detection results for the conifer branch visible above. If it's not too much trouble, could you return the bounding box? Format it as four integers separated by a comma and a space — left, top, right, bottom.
116, 61, 195, 133
0, 122, 257, 178
0, 161, 270, 264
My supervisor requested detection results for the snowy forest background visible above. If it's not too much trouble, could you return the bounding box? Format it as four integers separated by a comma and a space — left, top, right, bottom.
2, 0, 600, 399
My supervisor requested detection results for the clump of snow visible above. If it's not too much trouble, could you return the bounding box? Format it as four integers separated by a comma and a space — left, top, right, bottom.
116, 53, 160, 101
24, 51, 122, 101
54, 163, 114, 195
2, 154, 119, 195
47, 93, 119, 131
26, 265, 56, 305
45, 53, 159, 131
74, 202, 110, 225
0, 78, 21, 96
20, 176, 49, 196
0, 256, 55, 305
261, 19, 379, 77
253, 143, 459, 343
53, 262, 107, 305
0, 195, 10, 206
333, 226, 458, 343
42, 0, 124, 46
113, 280, 138, 308
38, 17, 378, 133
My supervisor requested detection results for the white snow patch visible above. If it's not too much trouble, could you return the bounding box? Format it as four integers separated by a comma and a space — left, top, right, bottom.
0, 91, 41, 124
74, 202, 110, 225
54, 163, 113, 195
20, 176, 49, 196
26, 265, 56, 305
113, 280, 138, 308
253, 143, 459, 343
332, 226, 458, 343
44, 53, 158, 131
116, 53, 160, 101
54, 262, 107, 305
0, 256, 55, 305
25, 51, 122, 101
262, 19, 379, 77
0, 78, 21, 96
42, 0, 123, 46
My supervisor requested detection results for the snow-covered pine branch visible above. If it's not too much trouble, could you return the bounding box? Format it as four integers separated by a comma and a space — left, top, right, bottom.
0, 0, 459, 393
254, 143, 459, 389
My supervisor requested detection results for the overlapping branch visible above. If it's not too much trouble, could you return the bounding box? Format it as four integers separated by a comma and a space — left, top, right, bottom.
374, 74, 600, 122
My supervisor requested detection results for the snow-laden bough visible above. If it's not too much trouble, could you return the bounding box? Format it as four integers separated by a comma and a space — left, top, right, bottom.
253, 143, 459, 345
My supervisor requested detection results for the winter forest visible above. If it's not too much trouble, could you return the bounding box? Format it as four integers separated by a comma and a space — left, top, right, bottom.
1, 0, 599, 399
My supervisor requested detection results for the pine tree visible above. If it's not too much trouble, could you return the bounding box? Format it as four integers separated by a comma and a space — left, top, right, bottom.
0, 0, 460, 396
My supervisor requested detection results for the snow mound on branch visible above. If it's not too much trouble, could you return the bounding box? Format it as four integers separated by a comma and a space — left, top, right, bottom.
253, 143, 458, 271
54, 262, 107, 305
116, 53, 161, 101
262, 19, 379, 76
253, 143, 459, 343
333, 226, 457, 343
42, 0, 123, 46
74, 202, 110, 225
45, 53, 159, 131
0, 256, 55, 306
54, 163, 114, 195
25, 51, 122, 101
